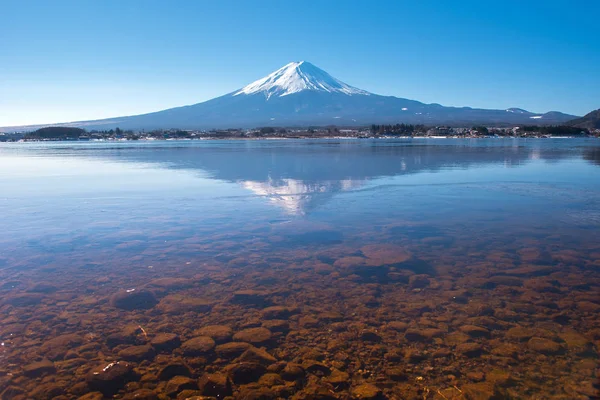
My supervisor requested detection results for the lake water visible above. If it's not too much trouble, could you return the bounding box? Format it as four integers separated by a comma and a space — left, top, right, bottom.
0, 139, 599, 399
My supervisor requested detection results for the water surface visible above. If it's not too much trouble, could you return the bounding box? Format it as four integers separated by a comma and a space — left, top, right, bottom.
0, 139, 599, 399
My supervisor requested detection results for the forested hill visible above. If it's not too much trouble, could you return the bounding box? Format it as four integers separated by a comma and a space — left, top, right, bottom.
567, 109, 600, 130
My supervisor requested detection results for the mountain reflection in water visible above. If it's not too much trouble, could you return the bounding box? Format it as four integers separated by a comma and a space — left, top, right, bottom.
15, 139, 597, 216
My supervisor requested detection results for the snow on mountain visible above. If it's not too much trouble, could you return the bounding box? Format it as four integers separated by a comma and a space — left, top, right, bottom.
506, 108, 530, 114
233, 61, 370, 99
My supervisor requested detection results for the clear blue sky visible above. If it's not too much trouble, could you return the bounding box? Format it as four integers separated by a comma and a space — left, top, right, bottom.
2, 0, 598, 126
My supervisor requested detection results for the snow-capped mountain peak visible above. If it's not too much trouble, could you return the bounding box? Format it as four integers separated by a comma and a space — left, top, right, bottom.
233, 61, 371, 99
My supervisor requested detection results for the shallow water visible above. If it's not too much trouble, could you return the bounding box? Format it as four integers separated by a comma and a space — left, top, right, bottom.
0, 139, 599, 399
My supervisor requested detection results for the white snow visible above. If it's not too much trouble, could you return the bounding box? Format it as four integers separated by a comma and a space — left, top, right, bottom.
234, 61, 371, 99
530, 116, 543, 119
506, 108, 529, 114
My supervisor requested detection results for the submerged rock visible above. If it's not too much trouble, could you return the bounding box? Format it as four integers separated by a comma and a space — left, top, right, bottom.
351, 383, 384, 399
232, 290, 271, 306
158, 361, 192, 380
86, 361, 138, 396
150, 332, 181, 351
110, 289, 158, 310
215, 342, 252, 359
157, 294, 213, 314
360, 244, 412, 265
165, 376, 198, 396
232, 327, 272, 345
527, 337, 563, 355
225, 362, 267, 384
118, 344, 155, 361
181, 336, 216, 356
197, 373, 232, 398
236, 346, 277, 366
23, 359, 56, 377
196, 325, 233, 344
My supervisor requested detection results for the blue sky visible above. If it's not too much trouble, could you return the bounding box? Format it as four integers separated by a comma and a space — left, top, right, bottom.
1, 0, 598, 126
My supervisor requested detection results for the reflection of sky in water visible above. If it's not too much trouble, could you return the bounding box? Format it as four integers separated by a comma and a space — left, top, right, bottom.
0, 139, 599, 272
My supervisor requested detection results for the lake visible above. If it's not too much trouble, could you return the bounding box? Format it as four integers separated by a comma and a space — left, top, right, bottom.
0, 139, 599, 399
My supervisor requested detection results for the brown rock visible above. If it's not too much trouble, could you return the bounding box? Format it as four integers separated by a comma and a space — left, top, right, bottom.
462, 382, 500, 400
118, 345, 155, 361
110, 289, 158, 310
146, 277, 192, 290
326, 368, 350, 388
181, 336, 216, 356
361, 244, 411, 265
23, 358, 56, 377
505, 326, 535, 342
483, 276, 523, 288
385, 368, 406, 381
41, 334, 84, 352
28, 283, 58, 293
486, 369, 516, 387
258, 373, 285, 386
490, 343, 519, 359
456, 343, 484, 358
86, 361, 138, 397
386, 321, 409, 331
527, 337, 563, 355
236, 385, 277, 400
359, 330, 382, 342
226, 362, 267, 384
280, 362, 305, 381
197, 373, 232, 398
408, 274, 430, 289
30, 383, 65, 399
158, 361, 192, 381
262, 319, 289, 332
405, 349, 427, 364
302, 360, 331, 376
404, 328, 441, 342
165, 376, 198, 397
577, 301, 600, 313
150, 333, 181, 351
176, 391, 207, 400
261, 306, 294, 319
459, 325, 491, 339
232, 290, 270, 306
1, 386, 26, 399
351, 383, 384, 399
232, 327, 272, 345
467, 371, 485, 382
78, 393, 104, 400
122, 389, 159, 400
558, 330, 596, 356
237, 346, 278, 366
333, 256, 369, 269
215, 342, 252, 359
4, 292, 44, 306
196, 325, 233, 344
157, 294, 213, 314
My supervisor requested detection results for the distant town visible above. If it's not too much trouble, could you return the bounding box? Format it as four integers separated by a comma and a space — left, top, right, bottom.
0, 124, 597, 142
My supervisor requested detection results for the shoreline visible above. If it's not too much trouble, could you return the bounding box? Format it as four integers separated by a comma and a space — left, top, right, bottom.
2, 135, 598, 143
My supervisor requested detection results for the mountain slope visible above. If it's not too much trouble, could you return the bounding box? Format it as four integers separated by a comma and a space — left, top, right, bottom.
566, 109, 600, 130
2, 61, 579, 131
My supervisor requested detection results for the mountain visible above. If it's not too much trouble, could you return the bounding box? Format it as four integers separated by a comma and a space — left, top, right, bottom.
566, 109, 600, 130
2, 61, 579, 131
